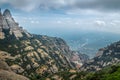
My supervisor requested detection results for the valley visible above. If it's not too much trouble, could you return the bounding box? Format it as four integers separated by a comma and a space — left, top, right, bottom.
0, 8, 120, 80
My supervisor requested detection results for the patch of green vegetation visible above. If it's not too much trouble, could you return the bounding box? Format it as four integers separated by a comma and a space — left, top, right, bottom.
33, 65, 120, 80
85, 65, 120, 80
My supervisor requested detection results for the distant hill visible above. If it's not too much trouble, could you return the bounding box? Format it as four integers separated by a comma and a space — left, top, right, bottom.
63, 31, 120, 58
81, 40, 120, 71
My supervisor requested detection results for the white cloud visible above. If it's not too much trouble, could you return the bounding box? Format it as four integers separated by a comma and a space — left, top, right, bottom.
75, 22, 80, 25
56, 20, 62, 24
30, 20, 40, 24
31, 21, 35, 24
95, 20, 106, 26
110, 22, 116, 26
0, 0, 40, 12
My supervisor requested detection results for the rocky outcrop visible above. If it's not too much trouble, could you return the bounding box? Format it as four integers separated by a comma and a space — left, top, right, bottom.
0, 8, 31, 39
0, 70, 29, 80
70, 51, 89, 69
0, 60, 11, 71
81, 41, 120, 71
0, 59, 29, 80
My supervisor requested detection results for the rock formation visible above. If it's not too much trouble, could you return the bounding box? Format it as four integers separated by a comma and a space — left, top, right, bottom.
0, 60, 29, 80
81, 41, 120, 71
0, 8, 31, 39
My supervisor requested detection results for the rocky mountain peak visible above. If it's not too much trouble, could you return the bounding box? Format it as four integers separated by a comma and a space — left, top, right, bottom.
0, 8, 32, 39
3, 9, 12, 19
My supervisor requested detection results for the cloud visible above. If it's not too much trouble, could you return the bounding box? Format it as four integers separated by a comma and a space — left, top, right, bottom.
75, 22, 80, 25
0, 0, 40, 11
95, 20, 106, 26
74, 0, 120, 11
30, 20, 40, 24
0, 0, 67, 11
56, 20, 62, 24
110, 22, 116, 26
0, 0, 120, 12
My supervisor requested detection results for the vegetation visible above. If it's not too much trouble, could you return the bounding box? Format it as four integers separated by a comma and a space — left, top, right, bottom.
29, 65, 120, 80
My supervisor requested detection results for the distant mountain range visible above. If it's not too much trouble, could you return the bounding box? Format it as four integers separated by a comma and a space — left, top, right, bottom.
63, 31, 120, 58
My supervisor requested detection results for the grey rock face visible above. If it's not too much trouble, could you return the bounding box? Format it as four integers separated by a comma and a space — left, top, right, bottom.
0, 59, 29, 80
3, 9, 12, 19
0, 9, 32, 39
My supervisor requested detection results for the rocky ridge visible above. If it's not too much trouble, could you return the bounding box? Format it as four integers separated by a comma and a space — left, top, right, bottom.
81, 41, 120, 71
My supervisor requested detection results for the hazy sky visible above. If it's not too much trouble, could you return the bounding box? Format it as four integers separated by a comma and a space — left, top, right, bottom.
0, 0, 120, 36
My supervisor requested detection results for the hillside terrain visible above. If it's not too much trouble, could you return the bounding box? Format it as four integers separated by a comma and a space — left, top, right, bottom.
0, 8, 120, 80
0, 9, 89, 79
81, 40, 120, 71
45, 40, 120, 80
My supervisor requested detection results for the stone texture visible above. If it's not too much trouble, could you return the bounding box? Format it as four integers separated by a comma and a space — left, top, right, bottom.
0, 60, 29, 80
0, 70, 29, 80
0, 9, 32, 39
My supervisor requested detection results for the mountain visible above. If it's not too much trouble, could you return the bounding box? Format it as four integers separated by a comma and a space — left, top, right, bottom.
63, 31, 120, 58
0, 9, 32, 39
0, 8, 89, 79
70, 51, 89, 69
81, 40, 120, 71
49, 38, 120, 80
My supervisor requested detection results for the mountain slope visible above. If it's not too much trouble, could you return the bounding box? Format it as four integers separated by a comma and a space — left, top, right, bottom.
81, 40, 120, 71
0, 59, 29, 80
0, 8, 88, 79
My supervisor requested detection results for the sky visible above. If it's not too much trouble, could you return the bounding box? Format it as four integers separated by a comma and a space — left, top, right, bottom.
0, 0, 120, 36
